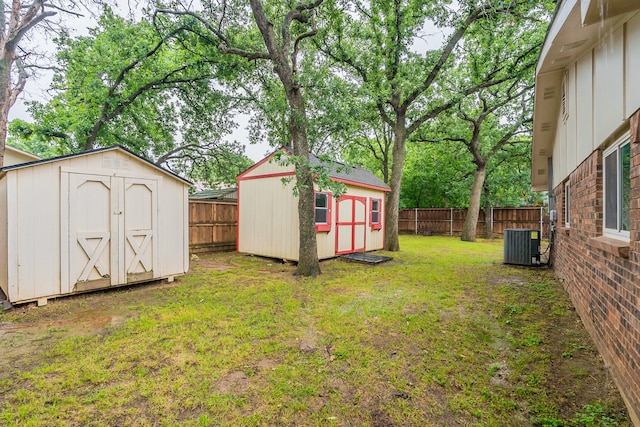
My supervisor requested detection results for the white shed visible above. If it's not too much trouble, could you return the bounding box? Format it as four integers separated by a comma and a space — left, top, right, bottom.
237, 148, 391, 261
4, 145, 41, 166
0, 145, 191, 305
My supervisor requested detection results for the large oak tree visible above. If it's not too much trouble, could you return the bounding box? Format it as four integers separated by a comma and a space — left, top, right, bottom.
158, 0, 327, 276
319, 0, 552, 250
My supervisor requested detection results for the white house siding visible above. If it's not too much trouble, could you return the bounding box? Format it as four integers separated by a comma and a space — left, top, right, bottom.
593, 26, 624, 147
242, 156, 295, 178
0, 147, 190, 304
552, 15, 640, 188
626, 13, 640, 118
552, 118, 567, 188
576, 52, 594, 160
0, 179, 6, 299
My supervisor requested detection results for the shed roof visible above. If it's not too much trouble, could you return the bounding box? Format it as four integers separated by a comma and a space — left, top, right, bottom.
190, 188, 238, 200
1, 145, 192, 185
308, 153, 390, 191
238, 147, 390, 192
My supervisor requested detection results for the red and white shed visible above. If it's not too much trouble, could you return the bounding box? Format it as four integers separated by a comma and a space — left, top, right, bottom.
237, 148, 390, 261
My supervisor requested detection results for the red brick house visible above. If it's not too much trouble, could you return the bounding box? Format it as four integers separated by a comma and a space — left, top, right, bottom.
532, 1, 640, 423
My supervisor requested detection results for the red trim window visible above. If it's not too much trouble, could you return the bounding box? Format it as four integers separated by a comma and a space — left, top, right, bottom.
370, 198, 382, 230
315, 191, 332, 232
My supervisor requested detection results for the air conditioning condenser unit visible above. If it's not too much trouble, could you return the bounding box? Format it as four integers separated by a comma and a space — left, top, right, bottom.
504, 228, 540, 266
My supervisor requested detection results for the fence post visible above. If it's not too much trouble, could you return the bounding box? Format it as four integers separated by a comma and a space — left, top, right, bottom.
415, 208, 418, 234
491, 207, 494, 237
450, 208, 453, 236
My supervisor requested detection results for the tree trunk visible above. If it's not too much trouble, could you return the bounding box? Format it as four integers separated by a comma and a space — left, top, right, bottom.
461, 163, 486, 242
288, 89, 320, 277
384, 116, 407, 251
0, 55, 12, 168
246, 0, 321, 277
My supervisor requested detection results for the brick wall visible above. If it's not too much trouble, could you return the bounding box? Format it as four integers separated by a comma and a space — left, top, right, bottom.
552, 140, 640, 425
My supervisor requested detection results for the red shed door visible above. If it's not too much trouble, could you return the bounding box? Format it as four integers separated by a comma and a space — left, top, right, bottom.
336, 195, 366, 254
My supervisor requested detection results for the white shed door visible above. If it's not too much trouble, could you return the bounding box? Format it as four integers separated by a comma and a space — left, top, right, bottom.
64, 173, 158, 293
123, 178, 158, 284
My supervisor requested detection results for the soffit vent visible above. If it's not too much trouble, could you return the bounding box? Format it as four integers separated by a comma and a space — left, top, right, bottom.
540, 122, 551, 132
537, 168, 546, 175
538, 149, 548, 157
552, 56, 572, 64
543, 87, 555, 100
561, 40, 587, 52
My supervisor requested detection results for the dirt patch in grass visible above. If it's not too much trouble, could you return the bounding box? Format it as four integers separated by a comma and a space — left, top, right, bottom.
216, 370, 250, 394
189, 252, 238, 272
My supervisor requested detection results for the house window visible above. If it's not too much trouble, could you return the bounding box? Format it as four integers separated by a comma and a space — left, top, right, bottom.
564, 181, 570, 228
370, 198, 382, 230
315, 192, 332, 232
603, 135, 630, 239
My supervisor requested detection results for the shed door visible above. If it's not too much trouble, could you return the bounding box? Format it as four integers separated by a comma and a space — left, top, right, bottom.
67, 173, 114, 293
336, 195, 367, 254
64, 173, 158, 293
123, 178, 158, 284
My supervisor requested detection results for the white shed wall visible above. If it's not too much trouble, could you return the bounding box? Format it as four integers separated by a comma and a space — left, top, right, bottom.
3, 147, 40, 166
239, 176, 300, 260
0, 179, 8, 298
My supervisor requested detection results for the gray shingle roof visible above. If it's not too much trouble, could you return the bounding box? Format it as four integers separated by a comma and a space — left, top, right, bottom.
308, 153, 390, 191
190, 188, 238, 200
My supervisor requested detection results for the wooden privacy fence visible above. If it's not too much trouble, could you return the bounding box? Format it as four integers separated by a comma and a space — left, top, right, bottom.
189, 200, 237, 253
188, 203, 546, 254
398, 207, 549, 238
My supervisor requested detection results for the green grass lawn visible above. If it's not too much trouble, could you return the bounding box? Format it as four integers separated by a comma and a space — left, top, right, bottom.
0, 236, 630, 426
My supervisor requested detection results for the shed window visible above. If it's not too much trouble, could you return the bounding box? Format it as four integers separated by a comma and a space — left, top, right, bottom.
370, 198, 382, 230
315, 192, 332, 232
603, 135, 630, 240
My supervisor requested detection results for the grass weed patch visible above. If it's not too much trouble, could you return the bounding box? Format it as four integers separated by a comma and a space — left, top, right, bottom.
0, 236, 630, 426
